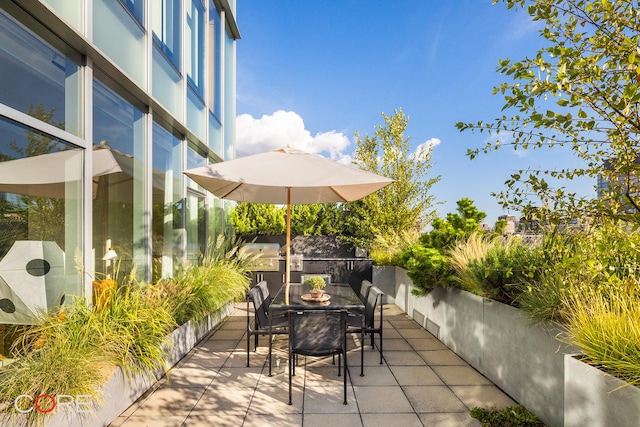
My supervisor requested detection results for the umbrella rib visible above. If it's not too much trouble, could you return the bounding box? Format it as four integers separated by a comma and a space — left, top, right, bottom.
219, 182, 243, 199
330, 186, 350, 202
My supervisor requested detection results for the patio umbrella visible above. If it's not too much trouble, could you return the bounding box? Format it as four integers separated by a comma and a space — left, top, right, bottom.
183, 146, 394, 299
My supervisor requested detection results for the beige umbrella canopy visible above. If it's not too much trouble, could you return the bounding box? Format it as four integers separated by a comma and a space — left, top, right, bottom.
183, 147, 394, 295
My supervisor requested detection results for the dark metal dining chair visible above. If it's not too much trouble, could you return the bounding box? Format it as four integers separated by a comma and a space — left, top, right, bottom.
288, 309, 348, 405
246, 286, 288, 372
347, 286, 384, 376
358, 280, 373, 304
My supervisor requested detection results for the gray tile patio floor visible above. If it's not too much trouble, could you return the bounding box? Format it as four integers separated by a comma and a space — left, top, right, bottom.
110, 303, 516, 426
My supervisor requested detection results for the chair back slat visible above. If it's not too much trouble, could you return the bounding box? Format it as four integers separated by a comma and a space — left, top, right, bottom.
256, 281, 272, 312
248, 287, 270, 329
289, 310, 346, 356
359, 280, 373, 303
364, 286, 383, 327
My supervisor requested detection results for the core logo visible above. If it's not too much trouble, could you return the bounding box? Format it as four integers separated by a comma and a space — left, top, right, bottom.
14, 394, 91, 414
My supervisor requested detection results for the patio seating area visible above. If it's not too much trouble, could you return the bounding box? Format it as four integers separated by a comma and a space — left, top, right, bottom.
110, 303, 516, 426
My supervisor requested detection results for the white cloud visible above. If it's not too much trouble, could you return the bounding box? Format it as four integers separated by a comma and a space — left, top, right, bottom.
411, 137, 441, 161
236, 110, 351, 161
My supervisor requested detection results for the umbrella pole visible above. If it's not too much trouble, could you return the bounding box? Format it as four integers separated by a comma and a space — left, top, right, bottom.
285, 188, 291, 305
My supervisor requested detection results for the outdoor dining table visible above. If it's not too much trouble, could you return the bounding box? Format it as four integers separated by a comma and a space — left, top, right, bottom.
268, 283, 366, 376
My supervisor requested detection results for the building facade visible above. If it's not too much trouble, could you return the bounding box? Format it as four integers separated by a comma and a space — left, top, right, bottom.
0, 0, 239, 347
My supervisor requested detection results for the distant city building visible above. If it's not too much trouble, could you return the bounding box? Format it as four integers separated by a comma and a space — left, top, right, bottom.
497, 215, 517, 234
597, 157, 640, 214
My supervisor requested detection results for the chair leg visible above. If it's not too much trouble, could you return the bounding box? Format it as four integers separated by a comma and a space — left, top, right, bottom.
342, 347, 347, 405
360, 329, 365, 377
379, 329, 383, 364
246, 331, 251, 367
288, 349, 293, 405
268, 330, 273, 376
337, 353, 341, 377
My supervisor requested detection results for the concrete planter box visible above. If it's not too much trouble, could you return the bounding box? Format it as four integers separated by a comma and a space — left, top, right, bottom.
373, 266, 575, 427
46, 301, 234, 427
564, 355, 640, 427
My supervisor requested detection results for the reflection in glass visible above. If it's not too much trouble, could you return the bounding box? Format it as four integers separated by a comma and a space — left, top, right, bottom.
0, 116, 82, 363
186, 192, 205, 265
0, 10, 81, 135
152, 122, 182, 281
93, 80, 146, 283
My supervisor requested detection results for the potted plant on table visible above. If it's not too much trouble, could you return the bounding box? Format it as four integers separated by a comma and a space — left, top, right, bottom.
303, 276, 326, 299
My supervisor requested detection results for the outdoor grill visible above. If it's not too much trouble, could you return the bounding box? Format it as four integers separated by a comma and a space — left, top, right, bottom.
246, 243, 280, 271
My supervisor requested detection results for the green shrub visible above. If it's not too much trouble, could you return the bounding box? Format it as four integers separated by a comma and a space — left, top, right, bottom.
470, 405, 545, 426
369, 229, 420, 267
447, 234, 542, 305
400, 244, 452, 295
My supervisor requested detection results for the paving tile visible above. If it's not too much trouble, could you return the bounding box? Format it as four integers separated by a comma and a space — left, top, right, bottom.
242, 413, 303, 426
211, 328, 245, 340
432, 366, 493, 386
189, 385, 253, 417
130, 386, 205, 416
303, 385, 359, 413
118, 415, 187, 426
361, 413, 423, 427
195, 338, 240, 352
354, 386, 414, 413
403, 385, 469, 413
380, 328, 402, 339
388, 319, 422, 329
182, 349, 230, 369
381, 338, 413, 351
305, 413, 363, 427
390, 365, 444, 386
396, 328, 437, 339
406, 337, 448, 351
182, 413, 246, 426
418, 412, 482, 426
383, 350, 426, 366
450, 385, 517, 410
419, 349, 467, 366
248, 384, 303, 414
212, 366, 262, 388
163, 366, 217, 387
349, 365, 397, 386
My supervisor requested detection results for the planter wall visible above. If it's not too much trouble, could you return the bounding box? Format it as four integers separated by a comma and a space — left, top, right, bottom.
46, 301, 234, 427
374, 266, 575, 427
564, 355, 640, 427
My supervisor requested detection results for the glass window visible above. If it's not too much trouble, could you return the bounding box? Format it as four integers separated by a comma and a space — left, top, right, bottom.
0, 116, 83, 362
187, 86, 206, 140
187, 0, 204, 96
186, 145, 207, 264
152, 122, 182, 281
94, 0, 146, 87
43, 0, 83, 30
0, 10, 81, 135
152, 0, 182, 69
152, 45, 183, 120
93, 79, 146, 283
186, 191, 205, 265
121, 0, 145, 26
208, 1, 221, 118
208, 111, 222, 156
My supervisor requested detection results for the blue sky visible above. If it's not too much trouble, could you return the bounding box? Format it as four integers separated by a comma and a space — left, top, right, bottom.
234, 1, 594, 225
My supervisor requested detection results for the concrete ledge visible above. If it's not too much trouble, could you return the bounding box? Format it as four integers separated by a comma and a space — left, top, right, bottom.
373, 266, 574, 427
564, 354, 640, 427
